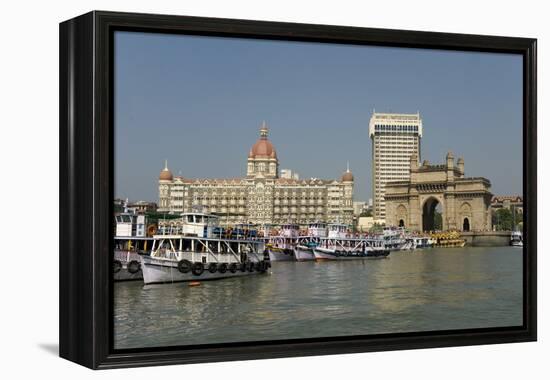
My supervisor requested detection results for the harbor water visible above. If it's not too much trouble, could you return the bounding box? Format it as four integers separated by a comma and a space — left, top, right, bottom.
114, 246, 522, 349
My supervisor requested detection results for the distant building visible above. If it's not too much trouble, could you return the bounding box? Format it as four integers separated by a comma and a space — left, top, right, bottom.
369, 111, 422, 222
158, 122, 354, 226
280, 169, 300, 180
491, 195, 523, 213
113, 198, 125, 213
356, 216, 385, 231
353, 201, 368, 217
127, 200, 158, 214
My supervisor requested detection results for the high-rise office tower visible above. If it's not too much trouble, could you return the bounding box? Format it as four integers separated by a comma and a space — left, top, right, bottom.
369, 112, 422, 221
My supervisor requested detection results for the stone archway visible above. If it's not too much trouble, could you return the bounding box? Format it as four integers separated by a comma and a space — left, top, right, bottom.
422, 197, 443, 232
384, 153, 493, 232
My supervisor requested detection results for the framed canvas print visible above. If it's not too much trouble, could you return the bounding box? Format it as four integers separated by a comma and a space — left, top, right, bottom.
59, 11, 537, 369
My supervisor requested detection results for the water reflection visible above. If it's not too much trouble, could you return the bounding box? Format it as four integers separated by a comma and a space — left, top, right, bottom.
114, 246, 522, 349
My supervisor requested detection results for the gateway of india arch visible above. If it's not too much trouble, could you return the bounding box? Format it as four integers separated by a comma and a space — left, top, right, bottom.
384, 151, 493, 232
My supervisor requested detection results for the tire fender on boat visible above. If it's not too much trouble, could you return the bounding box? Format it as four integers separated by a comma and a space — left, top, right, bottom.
127, 260, 141, 274
229, 263, 238, 273
207, 263, 218, 273
218, 263, 228, 274
177, 259, 192, 273
191, 262, 204, 276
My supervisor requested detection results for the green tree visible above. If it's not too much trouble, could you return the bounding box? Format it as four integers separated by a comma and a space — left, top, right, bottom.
493, 208, 513, 231
359, 209, 373, 217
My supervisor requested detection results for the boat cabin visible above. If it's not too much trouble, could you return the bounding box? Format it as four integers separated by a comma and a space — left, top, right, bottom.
327, 223, 348, 239
280, 223, 300, 238
157, 212, 220, 238
231, 223, 258, 238
307, 222, 327, 238
115, 212, 147, 237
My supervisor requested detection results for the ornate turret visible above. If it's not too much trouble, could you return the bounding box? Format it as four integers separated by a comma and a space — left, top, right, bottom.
341, 162, 354, 182
457, 157, 465, 177
446, 151, 455, 182
159, 160, 173, 181
247, 121, 279, 179
446, 151, 454, 167
249, 121, 276, 158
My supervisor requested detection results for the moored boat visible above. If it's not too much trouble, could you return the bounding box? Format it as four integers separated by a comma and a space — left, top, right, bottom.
313, 225, 390, 260
141, 212, 269, 284
382, 227, 409, 251
267, 223, 299, 261
313, 244, 390, 260
510, 231, 523, 247
294, 222, 328, 261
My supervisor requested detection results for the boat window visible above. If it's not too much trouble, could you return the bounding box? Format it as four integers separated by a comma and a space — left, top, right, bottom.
116, 216, 122, 223
196, 215, 203, 223
187, 215, 194, 223
122, 215, 132, 223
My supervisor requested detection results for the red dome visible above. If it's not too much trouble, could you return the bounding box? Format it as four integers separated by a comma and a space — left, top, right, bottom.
159, 161, 173, 181
341, 171, 354, 182
251, 139, 276, 157
249, 122, 277, 158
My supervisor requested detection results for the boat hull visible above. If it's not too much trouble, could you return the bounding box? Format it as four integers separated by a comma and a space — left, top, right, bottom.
294, 246, 315, 261
141, 257, 267, 285
314, 247, 390, 260
113, 250, 144, 281
268, 248, 295, 261
114, 264, 143, 281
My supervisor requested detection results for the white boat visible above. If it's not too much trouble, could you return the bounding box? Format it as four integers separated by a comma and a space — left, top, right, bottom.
510, 231, 523, 247
140, 213, 269, 284
312, 229, 390, 260
382, 227, 409, 250
408, 236, 432, 250
267, 223, 299, 261
295, 222, 328, 261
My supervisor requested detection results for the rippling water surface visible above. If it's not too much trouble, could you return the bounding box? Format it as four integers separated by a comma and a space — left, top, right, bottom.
114, 246, 522, 349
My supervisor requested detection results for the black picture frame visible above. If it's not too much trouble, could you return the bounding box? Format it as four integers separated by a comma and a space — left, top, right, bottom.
59, 10, 537, 369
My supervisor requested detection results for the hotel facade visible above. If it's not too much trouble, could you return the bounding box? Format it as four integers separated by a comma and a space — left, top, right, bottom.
369, 112, 422, 221
158, 123, 354, 227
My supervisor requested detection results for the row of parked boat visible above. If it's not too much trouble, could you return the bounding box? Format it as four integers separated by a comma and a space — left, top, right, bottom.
113, 212, 434, 285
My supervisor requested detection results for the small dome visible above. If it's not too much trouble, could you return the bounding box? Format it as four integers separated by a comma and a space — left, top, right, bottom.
342, 171, 354, 182
249, 122, 277, 158
159, 161, 173, 181
342, 163, 354, 182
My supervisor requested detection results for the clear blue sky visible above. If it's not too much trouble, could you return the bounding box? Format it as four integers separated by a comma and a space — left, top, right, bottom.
114, 31, 523, 202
